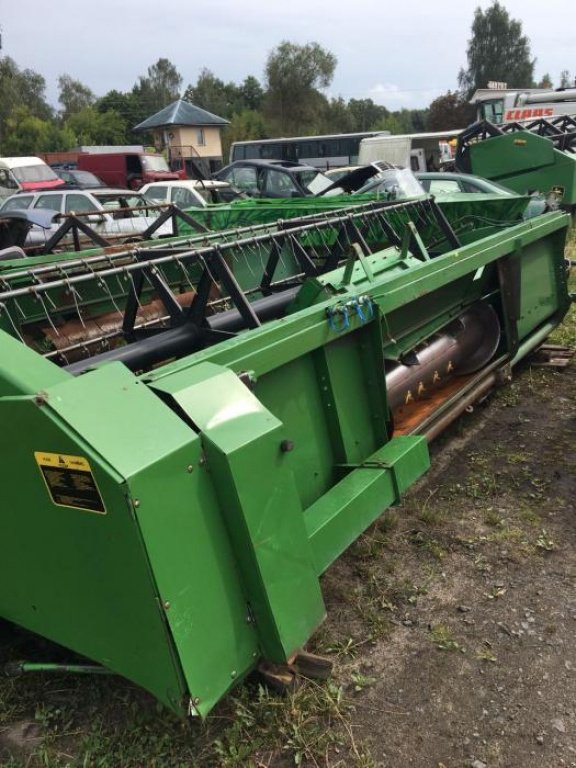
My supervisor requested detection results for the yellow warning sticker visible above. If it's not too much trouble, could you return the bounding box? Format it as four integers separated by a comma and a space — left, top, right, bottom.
34, 452, 106, 514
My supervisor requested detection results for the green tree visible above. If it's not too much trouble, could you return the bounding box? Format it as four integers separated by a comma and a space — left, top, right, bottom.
222, 109, 268, 159
458, 1, 535, 98
318, 97, 356, 134
263, 41, 337, 134
133, 58, 183, 113
65, 107, 127, 146
184, 68, 241, 118
559, 70, 572, 88
427, 91, 475, 131
347, 99, 389, 132
536, 73, 553, 89
0, 56, 53, 149
2, 106, 52, 154
58, 74, 95, 119
240, 76, 264, 112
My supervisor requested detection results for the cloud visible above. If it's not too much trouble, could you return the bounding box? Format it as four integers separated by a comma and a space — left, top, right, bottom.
368, 83, 444, 109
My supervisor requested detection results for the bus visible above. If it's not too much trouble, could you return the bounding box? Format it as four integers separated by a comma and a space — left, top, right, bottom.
229, 131, 389, 169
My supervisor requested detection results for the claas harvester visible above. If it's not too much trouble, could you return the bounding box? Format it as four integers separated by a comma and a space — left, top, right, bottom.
0, 197, 571, 716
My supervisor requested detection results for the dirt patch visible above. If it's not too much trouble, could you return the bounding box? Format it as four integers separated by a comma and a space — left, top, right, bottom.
329, 361, 576, 768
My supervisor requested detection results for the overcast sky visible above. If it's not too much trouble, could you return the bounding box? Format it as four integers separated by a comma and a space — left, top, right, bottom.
2, 1, 573, 112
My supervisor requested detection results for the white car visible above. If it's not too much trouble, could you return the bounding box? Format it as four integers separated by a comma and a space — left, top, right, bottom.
140, 179, 234, 208
0, 188, 175, 251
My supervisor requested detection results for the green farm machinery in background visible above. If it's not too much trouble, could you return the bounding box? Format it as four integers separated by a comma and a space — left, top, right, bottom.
456, 115, 576, 210
0, 197, 571, 717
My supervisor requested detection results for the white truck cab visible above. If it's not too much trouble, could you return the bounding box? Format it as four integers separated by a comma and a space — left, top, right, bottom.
0, 157, 64, 199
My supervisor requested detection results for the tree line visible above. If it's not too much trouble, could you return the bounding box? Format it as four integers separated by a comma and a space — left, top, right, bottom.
0, 1, 572, 159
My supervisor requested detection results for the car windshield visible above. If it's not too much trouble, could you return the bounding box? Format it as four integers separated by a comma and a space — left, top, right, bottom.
356, 168, 425, 199
0, 195, 33, 211
11, 164, 60, 183
141, 155, 171, 173
143, 187, 167, 201
67, 171, 103, 187
93, 192, 156, 216
467, 178, 513, 195
295, 170, 334, 195
192, 186, 213, 203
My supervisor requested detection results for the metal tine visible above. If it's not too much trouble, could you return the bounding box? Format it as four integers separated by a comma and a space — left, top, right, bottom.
96, 276, 123, 317
41, 288, 59, 312
347, 214, 371, 255
68, 280, 87, 330
99, 252, 130, 298
173, 254, 196, 291
153, 261, 174, 291
33, 289, 61, 337
200, 253, 222, 301
276, 236, 291, 278
256, 240, 267, 276
242, 239, 258, 280
56, 262, 86, 304
123, 267, 144, 310
356, 211, 375, 255
228, 247, 243, 294
0, 302, 25, 343
11, 297, 27, 321
307, 222, 324, 265
57, 348, 71, 367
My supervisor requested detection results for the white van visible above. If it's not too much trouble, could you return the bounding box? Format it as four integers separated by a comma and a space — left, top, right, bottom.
358, 131, 461, 172
0, 157, 64, 199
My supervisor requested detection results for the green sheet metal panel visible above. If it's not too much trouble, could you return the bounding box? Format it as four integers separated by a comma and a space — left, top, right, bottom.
469, 132, 576, 206
0, 331, 69, 397
150, 363, 326, 663
0, 397, 187, 713
1, 362, 261, 716
516, 233, 570, 340
253, 353, 339, 509
471, 131, 555, 177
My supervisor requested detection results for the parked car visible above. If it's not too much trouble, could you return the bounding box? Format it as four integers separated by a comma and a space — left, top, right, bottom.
324, 161, 393, 184
213, 160, 340, 198
54, 169, 106, 189
213, 159, 384, 199
415, 172, 547, 217
0, 188, 174, 251
354, 166, 427, 200
140, 179, 236, 208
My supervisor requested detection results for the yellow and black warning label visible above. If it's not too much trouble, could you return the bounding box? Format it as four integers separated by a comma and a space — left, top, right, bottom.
34, 452, 106, 514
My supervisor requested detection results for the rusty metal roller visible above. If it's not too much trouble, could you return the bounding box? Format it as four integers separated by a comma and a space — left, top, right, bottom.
386, 303, 501, 411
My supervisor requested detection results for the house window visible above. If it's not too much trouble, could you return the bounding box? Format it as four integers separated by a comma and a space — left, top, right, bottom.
196, 128, 206, 146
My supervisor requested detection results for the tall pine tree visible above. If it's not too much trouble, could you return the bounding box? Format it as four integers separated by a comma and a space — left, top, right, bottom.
458, 2, 535, 98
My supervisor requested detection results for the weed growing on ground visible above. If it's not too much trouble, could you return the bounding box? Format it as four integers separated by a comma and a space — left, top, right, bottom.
428, 624, 464, 653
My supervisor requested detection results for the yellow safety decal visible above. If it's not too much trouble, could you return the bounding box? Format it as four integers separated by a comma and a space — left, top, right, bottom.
34, 452, 106, 514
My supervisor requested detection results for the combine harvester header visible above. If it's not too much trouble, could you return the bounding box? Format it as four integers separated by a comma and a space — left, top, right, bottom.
455, 115, 576, 210
0, 198, 571, 717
